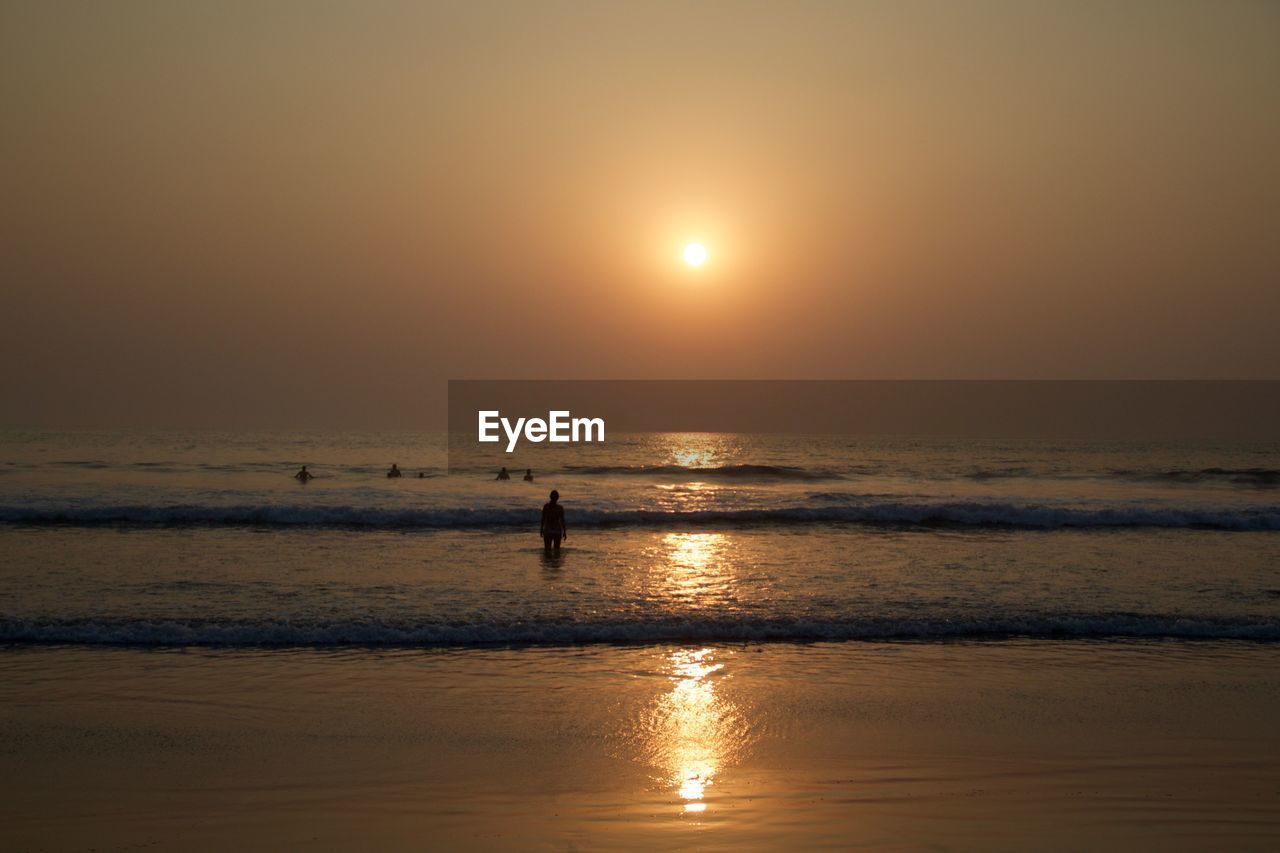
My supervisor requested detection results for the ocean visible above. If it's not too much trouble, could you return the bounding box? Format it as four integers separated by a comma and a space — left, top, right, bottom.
1, 429, 1278, 645
2, 429, 1278, 848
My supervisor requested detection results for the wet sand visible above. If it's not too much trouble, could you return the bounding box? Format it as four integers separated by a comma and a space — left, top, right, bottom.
2, 641, 1277, 850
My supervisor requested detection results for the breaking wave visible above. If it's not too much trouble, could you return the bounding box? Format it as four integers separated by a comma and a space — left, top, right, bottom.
560, 463, 844, 480
1119, 467, 1280, 487
2, 613, 1276, 647
1, 501, 1278, 530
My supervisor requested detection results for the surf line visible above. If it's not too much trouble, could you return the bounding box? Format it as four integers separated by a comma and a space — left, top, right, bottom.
478, 410, 605, 453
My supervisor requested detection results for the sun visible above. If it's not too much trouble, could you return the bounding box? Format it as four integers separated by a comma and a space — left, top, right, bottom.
682, 242, 708, 268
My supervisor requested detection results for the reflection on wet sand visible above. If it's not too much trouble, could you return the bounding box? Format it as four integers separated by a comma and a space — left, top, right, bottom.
641, 646, 751, 815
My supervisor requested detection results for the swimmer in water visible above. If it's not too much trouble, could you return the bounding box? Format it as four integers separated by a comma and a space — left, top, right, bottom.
496, 467, 511, 480
523, 469, 534, 482
295, 465, 313, 482
387, 463, 402, 478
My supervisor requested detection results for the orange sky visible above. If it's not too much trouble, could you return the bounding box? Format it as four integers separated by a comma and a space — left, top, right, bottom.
2, 1, 1277, 428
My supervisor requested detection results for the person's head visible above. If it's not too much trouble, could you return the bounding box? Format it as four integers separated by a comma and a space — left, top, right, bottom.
301, 465, 307, 471
549, 490, 559, 503
526, 469, 532, 474
391, 463, 398, 468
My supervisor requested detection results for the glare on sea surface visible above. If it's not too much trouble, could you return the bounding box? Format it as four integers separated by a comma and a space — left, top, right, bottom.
672, 447, 715, 468
622, 565, 751, 817
653, 532, 736, 607
659, 433, 740, 470
665, 532, 723, 579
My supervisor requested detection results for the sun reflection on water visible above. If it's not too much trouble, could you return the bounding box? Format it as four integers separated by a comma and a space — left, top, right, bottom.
673, 447, 717, 468
666, 531, 723, 580
654, 432, 743, 471
630, 532, 738, 611
626, 461, 752, 818
640, 646, 750, 816
670, 649, 722, 811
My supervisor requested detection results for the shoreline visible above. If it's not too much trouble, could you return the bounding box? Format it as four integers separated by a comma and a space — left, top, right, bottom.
4, 641, 1277, 850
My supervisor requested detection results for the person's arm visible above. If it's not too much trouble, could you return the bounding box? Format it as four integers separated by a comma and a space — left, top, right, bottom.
560, 508, 567, 539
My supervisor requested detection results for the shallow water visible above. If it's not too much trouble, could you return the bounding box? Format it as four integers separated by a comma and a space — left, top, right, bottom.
2, 526, 1278, 644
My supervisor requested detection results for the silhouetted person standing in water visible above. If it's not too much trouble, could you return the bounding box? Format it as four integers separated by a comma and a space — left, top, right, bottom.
540, 490, 566, 552
496, 467, 511, 480
294, 466, 313, 482
523, 469, 534, 482
387, 463, 402, 478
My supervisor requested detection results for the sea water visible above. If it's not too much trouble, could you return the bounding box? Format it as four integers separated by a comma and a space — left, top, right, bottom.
1, 429, 1277, 645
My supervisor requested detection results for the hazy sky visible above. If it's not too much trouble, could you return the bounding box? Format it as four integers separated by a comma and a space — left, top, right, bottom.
3, 1, 1277, 428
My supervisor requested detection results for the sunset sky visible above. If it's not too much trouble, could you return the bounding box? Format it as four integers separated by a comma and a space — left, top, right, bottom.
3, 1, 1277, 429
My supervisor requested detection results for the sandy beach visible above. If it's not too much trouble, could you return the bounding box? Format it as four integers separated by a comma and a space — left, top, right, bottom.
3, 641, 1277, 850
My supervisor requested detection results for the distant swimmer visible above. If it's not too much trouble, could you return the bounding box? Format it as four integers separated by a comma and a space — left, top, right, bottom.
523, 469, 534, 482
540, 489, 566, 552
387, 463, 402, 479
294, 465, 314, 482
417, 472, 426, 479
497, 467, 511, 480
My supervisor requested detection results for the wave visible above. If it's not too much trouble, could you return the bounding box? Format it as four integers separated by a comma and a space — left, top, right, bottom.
2, 614, 1276, 647
1118, 467, 1280, 487
22, 460, 1278, 487
1, 501, 1278, 530
956, 466, 1280, 486
561, 463, 844, 480
24, 461, 447, 476
963, 466, 1037, 480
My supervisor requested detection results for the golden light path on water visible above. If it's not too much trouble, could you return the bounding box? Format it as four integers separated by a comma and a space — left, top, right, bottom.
630, 434, 756, 815
662, 532, 730, 602
635, 528, 753, 815
660, 432, 737, 470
